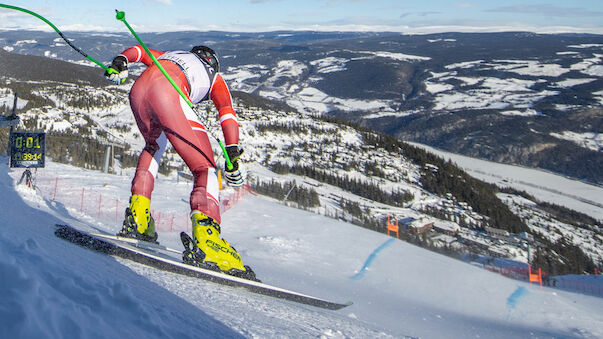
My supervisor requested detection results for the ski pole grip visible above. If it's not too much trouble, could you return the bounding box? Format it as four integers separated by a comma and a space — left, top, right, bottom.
219, 141, 234, 171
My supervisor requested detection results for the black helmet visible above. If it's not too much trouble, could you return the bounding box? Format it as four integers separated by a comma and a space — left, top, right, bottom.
191, 45, 219, 72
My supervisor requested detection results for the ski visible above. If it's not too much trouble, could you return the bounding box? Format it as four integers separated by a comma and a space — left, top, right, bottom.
89, 231, 182, 255
55, 224, 352, 310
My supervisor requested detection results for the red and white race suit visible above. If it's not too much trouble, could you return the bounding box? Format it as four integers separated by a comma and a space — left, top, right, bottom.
119, 45, 238, 224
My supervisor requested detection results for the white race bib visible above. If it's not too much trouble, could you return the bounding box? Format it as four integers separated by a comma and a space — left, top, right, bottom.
158, 51, 216, 103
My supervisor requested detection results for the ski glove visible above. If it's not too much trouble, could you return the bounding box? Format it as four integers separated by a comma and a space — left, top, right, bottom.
224, 145, 244, 187
104, 55, 128, 85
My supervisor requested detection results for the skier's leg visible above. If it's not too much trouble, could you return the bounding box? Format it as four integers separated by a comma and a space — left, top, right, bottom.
123, 130, 165, 242
131, 131, 167, 198
118, 74, 165, 241
145, 78, 249, 274
129, 74, 168, 200
153, 94, 221, 224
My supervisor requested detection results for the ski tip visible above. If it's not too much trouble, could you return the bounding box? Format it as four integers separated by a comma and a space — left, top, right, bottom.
325, 300, 353, 310
337, 301, 354, 309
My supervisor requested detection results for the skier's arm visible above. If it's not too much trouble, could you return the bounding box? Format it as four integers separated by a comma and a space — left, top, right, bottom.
210, 74, 243, 186
118, 45, 164, 66
105, 45, 164, 84
210, 74, 239, 147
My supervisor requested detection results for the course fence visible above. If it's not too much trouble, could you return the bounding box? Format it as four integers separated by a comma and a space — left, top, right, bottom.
17, 170, 602, 298
480, 262, 602, 297
28, 171, 253, 233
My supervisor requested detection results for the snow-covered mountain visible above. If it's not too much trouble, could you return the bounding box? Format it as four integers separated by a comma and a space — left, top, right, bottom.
1, 39, 601, 278
2, 156, 603, 338
1, 30, 601, 184
1, 30, 603, 337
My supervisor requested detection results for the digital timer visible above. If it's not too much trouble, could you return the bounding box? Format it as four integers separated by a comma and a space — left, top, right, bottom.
9, 132, 46, 168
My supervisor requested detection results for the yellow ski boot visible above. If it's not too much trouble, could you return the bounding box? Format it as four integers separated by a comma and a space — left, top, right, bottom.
180, 211, 257, 281
118, 194, 158, 243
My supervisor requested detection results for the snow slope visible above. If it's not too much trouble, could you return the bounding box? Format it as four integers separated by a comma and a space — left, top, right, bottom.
2, 156, 603, 338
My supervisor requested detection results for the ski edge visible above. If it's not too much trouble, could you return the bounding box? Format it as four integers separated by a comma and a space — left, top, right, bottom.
54, 224, 352, 310
91, 232, 182, 255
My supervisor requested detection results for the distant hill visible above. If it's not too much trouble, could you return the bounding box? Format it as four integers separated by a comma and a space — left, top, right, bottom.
0, 48, 105, 85
2, 30, 602, 183
1, 49, 600, 275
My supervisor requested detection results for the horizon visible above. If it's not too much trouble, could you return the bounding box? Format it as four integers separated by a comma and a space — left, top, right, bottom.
1, 1, 603, 35
1, 26, 603, 36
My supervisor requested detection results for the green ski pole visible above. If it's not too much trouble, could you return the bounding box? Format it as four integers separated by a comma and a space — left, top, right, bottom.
114, 10, 234, 171
0, 4, 116, 75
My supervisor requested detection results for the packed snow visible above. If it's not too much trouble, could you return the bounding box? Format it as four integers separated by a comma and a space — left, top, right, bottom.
2, 156, 603, 338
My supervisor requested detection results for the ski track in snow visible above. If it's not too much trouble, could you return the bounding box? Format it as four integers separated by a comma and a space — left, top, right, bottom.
2, 156, 603, 338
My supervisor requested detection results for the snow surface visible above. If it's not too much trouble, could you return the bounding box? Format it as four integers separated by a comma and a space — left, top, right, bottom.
489, 60, 570, 77
428, 74, 557, 112
499, 109, 540, 117
2, 156, 603, 338
218, 45, 601, 117
555, 78, 597, 88
570, 54, 603, 77
310, 57, 348, 74
549, 131, 602, 152
357, 50, 431, 62
0, 90, 28, 110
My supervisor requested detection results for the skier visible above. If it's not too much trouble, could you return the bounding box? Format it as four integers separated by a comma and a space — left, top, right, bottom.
104, 44, 252, 278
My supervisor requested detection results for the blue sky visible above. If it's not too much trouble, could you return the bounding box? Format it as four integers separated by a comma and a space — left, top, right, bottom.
1, 0, 603, 33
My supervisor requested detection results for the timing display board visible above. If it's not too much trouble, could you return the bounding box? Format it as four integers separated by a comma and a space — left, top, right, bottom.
9, 132, 46, 168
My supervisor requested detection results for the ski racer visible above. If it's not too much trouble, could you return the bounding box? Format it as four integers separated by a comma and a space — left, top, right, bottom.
105, 45, 254, 279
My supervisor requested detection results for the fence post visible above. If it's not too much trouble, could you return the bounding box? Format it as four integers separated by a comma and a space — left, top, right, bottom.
52, 177, 58, 201
98, 194, 102, 217
80, 188, 85, 212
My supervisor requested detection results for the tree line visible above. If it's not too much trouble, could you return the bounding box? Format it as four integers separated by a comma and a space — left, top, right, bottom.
337, 116, 529, 233
269, 161, 414, 207
250, 178, 321, 210
532, 236, 598, 275
499, 186, 601, 233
